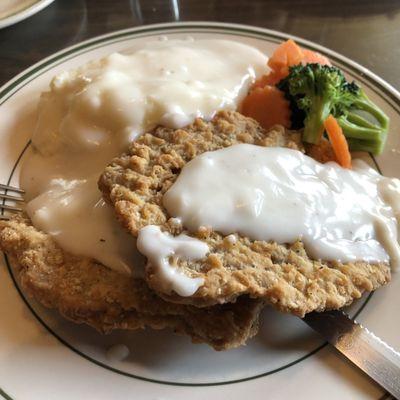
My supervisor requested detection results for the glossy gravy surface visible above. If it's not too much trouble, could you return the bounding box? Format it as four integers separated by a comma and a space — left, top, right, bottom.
164, 144, 400, 269
21, 39, 267, 275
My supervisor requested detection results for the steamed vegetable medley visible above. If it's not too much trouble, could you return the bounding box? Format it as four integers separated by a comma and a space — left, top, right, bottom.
241, 39, 389, 168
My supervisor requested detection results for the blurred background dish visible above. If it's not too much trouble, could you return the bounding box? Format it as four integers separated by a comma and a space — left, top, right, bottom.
0, 0, 55, 29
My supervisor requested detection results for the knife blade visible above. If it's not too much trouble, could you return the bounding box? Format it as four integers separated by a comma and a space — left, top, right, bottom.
303, 310, 400, 399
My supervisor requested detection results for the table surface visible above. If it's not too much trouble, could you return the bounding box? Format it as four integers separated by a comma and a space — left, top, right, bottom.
1, 0, 400, 90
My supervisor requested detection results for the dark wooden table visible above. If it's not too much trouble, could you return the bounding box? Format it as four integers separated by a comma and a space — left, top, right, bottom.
1, 0, 400, 90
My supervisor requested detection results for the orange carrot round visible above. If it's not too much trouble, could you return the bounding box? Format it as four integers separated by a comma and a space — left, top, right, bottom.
252, 74, 273, 90
241, 86, 291, 130
302, 49, 331, 66
252, 70, 283, 90
246, 40, 332, 133
267, 39, 304, 79
253, 41, 331, 91
323, 115, 352, 169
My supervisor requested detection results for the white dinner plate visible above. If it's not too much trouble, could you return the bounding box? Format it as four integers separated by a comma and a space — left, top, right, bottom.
0, 0, 55, 29
0, 22, 399, 400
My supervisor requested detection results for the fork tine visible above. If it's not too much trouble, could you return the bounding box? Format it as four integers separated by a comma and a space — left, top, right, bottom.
0, 183, 24, 219
0, 183, 24, 193
0, 193, 24, 202
0, 204, 23, 212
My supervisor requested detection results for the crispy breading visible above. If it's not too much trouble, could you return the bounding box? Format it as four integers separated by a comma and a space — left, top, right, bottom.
99, 110, 391, 316
0, 217, 264, 350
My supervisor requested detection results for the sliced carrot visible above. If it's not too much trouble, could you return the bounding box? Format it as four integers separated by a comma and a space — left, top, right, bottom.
323, 115, 352, 169
247, 41, 332, 130
262, 70, 284, 86
251, 71, 282, 90
241, 85, 291, 130
302, 49, 331, 66
252, 74, 273, 90
252, 41, 303, 91
252, 41, 331, 92
267, 39, 304, 79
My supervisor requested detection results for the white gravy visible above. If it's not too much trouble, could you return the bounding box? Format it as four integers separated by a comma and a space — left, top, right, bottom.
21, 39, 267, 276
137, 225, 208, 296
163, 144, 400, 269
106, 344, 130, 362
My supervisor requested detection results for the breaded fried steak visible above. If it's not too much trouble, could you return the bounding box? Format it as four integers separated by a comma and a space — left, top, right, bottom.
0, 217, 264, 350
99, 111, 391, 316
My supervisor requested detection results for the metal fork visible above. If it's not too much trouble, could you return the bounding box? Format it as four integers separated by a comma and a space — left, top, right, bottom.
0, 183, 24, 220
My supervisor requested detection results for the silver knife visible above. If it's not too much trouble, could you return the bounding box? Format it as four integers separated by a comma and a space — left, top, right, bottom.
303, 310, 400, 399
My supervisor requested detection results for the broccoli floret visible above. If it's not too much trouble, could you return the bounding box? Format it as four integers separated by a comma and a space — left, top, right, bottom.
277, 64, 389, 154
337, 89, 389, 154
277, 64, 352, 143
